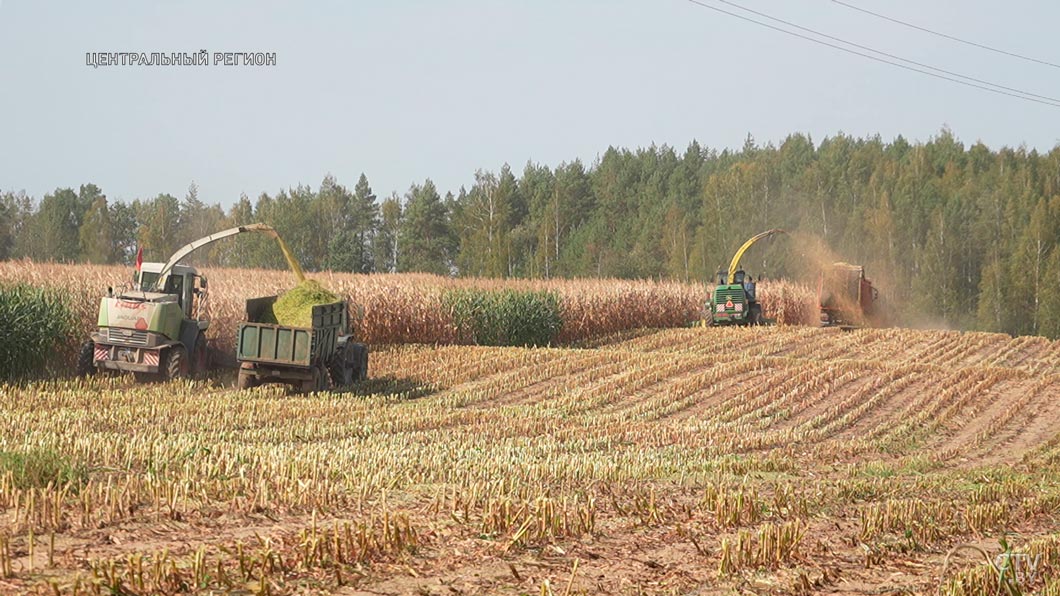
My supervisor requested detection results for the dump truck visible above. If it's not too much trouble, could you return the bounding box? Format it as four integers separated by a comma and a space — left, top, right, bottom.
80, 223, 306, 381
818, 262, 879, 328
236, 296, 368, 392
708, 229, 786, 326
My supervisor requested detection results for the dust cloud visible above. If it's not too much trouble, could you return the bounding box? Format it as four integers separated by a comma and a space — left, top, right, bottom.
784, 231, 895, 328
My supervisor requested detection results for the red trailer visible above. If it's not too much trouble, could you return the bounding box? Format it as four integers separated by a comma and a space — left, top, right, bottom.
818, 263, 879, 328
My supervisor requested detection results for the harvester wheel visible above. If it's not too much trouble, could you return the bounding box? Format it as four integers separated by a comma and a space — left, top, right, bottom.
76, 341, 96, 377
164, 346, 189, 381
191, 334, 209, 378
748, 304, 764, 326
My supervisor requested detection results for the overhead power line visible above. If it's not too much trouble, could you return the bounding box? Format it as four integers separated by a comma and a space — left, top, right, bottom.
707, 0, 1060, 104
684, 0, 1060, 109
831, 0, 1060, 70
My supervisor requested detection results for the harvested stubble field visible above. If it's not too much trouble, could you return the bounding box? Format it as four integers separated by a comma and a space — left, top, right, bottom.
2, 326, 1060, 594
0, 261, 817, 354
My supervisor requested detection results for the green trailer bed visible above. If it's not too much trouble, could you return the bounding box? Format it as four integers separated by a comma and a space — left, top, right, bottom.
236, 296, 366, 392
238, 296, 343, 366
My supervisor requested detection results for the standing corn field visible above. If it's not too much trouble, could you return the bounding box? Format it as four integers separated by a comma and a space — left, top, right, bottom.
0, 261, 817, 360
0, 283, 77, 380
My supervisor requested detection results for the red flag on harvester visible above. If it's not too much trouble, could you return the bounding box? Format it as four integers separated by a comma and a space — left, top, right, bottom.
135, 247, 143, 271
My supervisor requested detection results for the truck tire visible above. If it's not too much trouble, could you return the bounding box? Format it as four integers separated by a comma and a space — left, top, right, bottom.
316, 365, 331, 392
237, 369, 258, 390
77, 341, 96, 377
357, 345, 369, 381
345, 343, 368, 381
302, 366, 329, 393
328, 345, 353, 387
164, 346, 189, 381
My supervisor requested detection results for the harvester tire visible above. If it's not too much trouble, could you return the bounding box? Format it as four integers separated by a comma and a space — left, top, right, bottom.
748, 305, 764, 326
77, 341, 96, 377
191, 334, 209, 378
164, 346, 189, 381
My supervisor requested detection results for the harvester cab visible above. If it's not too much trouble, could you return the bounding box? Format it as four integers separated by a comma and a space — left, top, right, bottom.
79, 223, 304, 382
134, 263, 209, 320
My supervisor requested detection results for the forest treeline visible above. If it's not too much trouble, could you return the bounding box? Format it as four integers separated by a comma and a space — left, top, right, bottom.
2, 129, 1060, 337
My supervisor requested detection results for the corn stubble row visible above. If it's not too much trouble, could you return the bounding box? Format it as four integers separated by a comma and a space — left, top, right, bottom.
0, 327, 1058, 593
0, 261, 819, 355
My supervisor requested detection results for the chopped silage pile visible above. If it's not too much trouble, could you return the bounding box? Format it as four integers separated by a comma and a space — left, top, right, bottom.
262, 279, 339, 327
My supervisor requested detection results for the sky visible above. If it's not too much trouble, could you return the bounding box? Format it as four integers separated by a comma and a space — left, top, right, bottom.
1, 0, 1058, 207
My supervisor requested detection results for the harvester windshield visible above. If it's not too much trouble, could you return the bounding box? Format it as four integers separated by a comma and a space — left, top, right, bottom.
137, 271, 159, 289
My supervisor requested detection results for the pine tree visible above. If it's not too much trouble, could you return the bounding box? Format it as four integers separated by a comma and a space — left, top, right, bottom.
350, 173, 380, 273
398, 180, 452, 274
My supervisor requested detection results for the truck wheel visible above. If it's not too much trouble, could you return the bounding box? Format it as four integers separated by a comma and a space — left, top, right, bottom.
77, 341, 96, 377
358, 345, 369, 381
315, 365, 331, 392
328, 346, 352, 387
302, 366, 328, 393
237, 369, 258, 390
344, 343, 368, 381
164, 346, 189, 380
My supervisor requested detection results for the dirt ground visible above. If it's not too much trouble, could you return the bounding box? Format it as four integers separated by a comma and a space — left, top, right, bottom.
1, 325, 1059, 594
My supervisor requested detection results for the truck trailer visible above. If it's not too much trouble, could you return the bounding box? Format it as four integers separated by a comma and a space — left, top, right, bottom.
818, 262, 879, 328
236, 296, 368, 392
